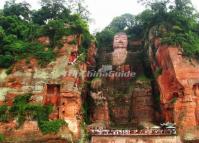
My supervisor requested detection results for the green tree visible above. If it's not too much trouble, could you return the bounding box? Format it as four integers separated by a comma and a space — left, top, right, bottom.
3, 0, 32, 21
138, 0, 199, 59
96, 13, 136, 50
42, 19, 66, 47
32, 0, 70, 25
0, 0, 92, 68
95, 28, 114, 50
109, 13, 135, 32
0, 16, 31, 39
0, 10, 3, 16
67, 0, 90, 21
70, 14, 89, 34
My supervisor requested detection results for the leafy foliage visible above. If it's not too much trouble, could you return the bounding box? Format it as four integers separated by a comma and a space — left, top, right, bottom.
78, 122, 91, 143
109, 13, 136, 32
0, 16, 30, 39
0, 94, 66, 134
96, 13, 136, 50
0, 55, 14, 68
39, 120, 67, 134
77, 53, 86, 63
0, 134, 4, 142
32, 0, 70, 25
42, 19, 66, 47
154, 67, 163, 78
136, 0, 199, 59
67, 0, 90, 21
136, 74, 150, 81
29, 43, 55, 66
97, 0, 199, 59
9, 93, 33, 126
95, 28, 115, 51
4, 1, 31, 21
0, 0, 92, 68
0, 105, 9, 122
9, 94, 52, 127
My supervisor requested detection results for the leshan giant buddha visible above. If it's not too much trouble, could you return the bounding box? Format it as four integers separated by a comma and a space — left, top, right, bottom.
112, 32, 128, 66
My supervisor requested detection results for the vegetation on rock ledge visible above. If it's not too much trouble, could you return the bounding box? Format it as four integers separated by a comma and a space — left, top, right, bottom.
96, 0, 199, 59
0, 134, 4, 142
0, 0, 93, 68
0, 94, 67, 134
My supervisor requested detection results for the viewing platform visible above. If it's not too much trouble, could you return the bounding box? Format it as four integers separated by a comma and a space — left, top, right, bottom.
90, 129, 181, 143
89, 128, 177, 136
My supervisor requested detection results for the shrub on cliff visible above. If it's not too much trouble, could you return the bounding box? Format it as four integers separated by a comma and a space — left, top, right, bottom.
32, 0, 70, 25
0, 105, 9, 122
0, 0, 92, 68
136, 0, 199, 59
5, 94, 66, 134
97, 0, 199, 59
42, 20, 66, 48
9, 94, 51, 127
39, 120, 67, 134
29, 43, 55, 66
0, 55, 14, 68
0, 134, 4, 142
96, 13, 135, 50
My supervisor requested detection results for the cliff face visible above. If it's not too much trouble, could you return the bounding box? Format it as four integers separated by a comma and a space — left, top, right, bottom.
89, 33, 156, 129
0, 35, 88, 142
150, 41, 199, 139
131, 80, 154, 124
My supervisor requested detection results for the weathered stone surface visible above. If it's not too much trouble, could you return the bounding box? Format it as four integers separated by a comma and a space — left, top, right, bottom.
150, 41, 199, 138
112, 33, 128, 66
0, 121, 71, 143
112, 106, 129, 123
113, 32, 128, 49
87, 42, 97, 66
0, 35, 88, 140
112, 48, 128, 66
92, 101, 110, 127
93, 32, 155, 129
131, 81, 154, 123
0, 69, 8, 82
38, 36, 50, 45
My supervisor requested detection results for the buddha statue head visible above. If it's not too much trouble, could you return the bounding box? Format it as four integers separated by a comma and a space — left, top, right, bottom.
113, 32, 128, 49
112, 32, 128, 66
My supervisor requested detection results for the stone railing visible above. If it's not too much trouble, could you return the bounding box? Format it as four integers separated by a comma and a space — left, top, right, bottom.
89, 129, 176, 136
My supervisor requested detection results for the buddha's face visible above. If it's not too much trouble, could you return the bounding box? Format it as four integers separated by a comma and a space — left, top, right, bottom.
113, 33, 128, 49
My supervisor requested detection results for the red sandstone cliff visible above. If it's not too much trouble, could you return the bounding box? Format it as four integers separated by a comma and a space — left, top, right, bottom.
150, 41, 199, 140
0, 35, 90, 142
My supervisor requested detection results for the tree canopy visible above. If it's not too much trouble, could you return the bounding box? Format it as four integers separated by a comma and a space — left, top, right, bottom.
95, 13, 136, 50
96, 0, 199, 59
136, 0, 199, 58
3, 0, 32, 21
0, 0, 92, 68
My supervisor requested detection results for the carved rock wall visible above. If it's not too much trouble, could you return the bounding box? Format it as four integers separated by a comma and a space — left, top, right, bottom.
151, 42, 199, 139
94, 33, 155, 128
131, 81, 154, 123
0, 35, 88, 140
